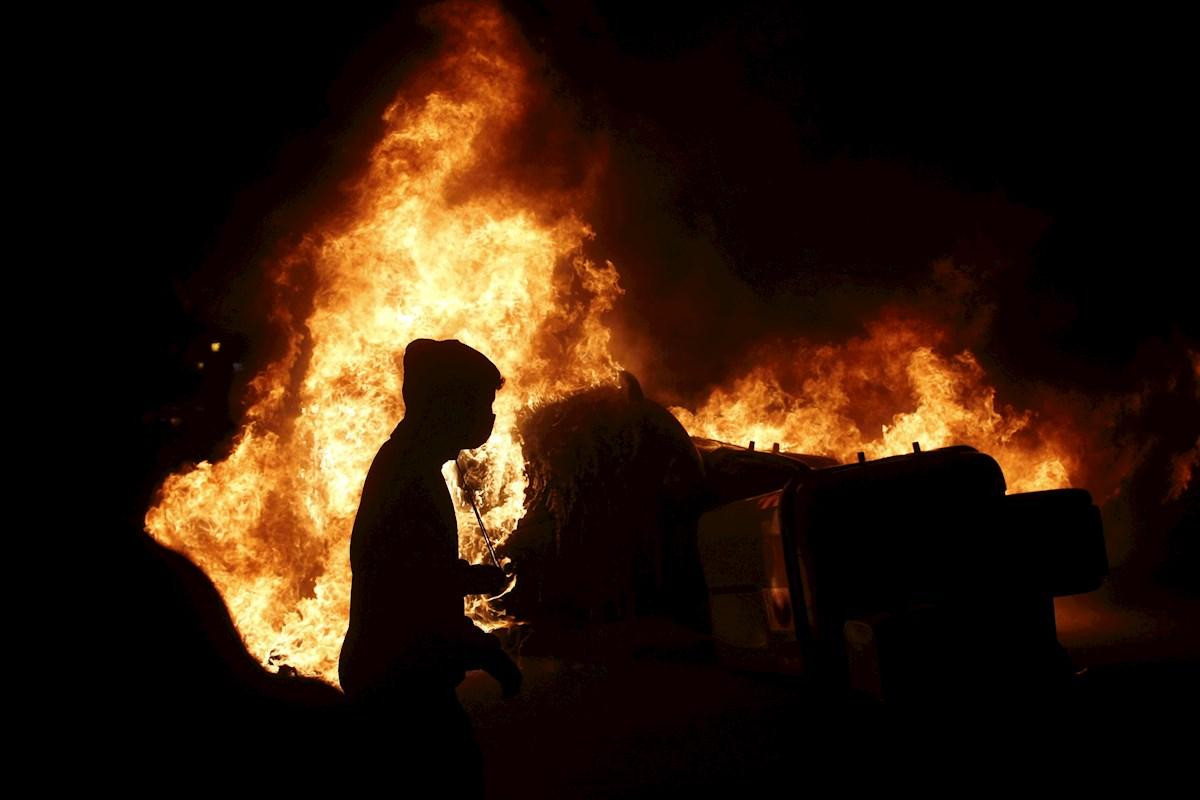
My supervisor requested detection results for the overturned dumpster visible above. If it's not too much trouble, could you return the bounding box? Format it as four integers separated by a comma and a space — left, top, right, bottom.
696, 442, 1107, 702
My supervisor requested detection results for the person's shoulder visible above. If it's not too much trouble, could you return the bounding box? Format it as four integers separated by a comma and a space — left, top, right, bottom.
366, 443, 444, 497
366, 436, 412, 475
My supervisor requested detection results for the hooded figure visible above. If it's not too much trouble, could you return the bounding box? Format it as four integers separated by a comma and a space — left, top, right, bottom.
339, 338, 519, 794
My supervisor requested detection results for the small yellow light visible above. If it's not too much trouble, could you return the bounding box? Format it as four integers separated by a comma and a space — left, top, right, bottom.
210, 341, 222, 353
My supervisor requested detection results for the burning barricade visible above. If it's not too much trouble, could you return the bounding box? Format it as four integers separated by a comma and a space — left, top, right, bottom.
696, 440, 1105, 702
502, 378, 1107, 703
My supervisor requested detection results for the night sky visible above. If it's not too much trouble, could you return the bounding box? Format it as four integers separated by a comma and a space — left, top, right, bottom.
90, 2, 1196, 589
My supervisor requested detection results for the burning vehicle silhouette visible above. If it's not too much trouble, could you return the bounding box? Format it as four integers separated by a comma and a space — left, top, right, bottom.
138, 2, 1120, 709
501, 373, 1107, 703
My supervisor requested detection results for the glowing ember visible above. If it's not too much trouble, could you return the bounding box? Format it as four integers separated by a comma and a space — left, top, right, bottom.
1167, 436, 1199, 502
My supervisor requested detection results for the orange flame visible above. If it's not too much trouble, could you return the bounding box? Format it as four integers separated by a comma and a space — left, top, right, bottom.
673, 317, 1078, 494
146, 2, 621, 683
146, 1, 1091, 685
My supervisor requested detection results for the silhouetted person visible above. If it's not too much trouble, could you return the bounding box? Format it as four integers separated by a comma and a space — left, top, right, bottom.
339, 338, 520, 796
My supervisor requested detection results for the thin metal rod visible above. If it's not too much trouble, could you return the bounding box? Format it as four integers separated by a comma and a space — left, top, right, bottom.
456, 456, 501, 568
469, 493, 501, 568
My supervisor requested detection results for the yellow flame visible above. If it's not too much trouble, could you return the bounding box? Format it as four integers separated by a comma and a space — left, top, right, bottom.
146, 2, 621, 683
146, 2, 1087, 687
673, 318, 1077, 493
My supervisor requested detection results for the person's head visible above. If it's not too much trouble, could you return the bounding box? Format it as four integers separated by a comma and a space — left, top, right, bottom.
402, 338, 503, 453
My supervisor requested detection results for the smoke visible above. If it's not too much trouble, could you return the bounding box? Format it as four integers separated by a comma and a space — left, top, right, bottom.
132, 1, 1197, 601
498, 3, 1200, 596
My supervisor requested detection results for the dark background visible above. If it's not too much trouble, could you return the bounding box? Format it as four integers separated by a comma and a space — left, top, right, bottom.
49, 3, 1196, 782
83, 2, 1194, 608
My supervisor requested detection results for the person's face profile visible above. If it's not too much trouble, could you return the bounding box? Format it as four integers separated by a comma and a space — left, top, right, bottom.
461, 388, 497, 450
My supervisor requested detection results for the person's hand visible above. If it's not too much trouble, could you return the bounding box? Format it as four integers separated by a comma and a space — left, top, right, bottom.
495, 656, 522, 699
471, 564, 508, 596
481, 648, 522, 698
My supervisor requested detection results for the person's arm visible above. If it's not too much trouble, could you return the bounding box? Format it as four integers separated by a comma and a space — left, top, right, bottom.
456, 619, 522, 697
455, 560, 509, 596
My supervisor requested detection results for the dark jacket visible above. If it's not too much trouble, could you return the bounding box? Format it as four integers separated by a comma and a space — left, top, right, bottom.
339, 422, 502, 701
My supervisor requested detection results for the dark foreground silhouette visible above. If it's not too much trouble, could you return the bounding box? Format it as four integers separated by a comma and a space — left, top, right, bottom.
339, 338, 520, 795
107, 522, 1198, 794
106, 360, 1197, 792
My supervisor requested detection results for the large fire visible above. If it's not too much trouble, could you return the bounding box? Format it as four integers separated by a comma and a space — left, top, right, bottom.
673, 316, 1078, 495
146, 1, 1076, 685
145, 2, 621, 682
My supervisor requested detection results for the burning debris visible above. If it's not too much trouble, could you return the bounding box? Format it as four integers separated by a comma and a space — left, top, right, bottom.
695, 444, 1106, 701
140, 0, 1191, 697
672, 317, 1079, 495
503, 372, 708, 631
145, 1, 620, 682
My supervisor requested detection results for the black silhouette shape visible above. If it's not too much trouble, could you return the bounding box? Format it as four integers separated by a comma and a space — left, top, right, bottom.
339, 338, 519, 794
